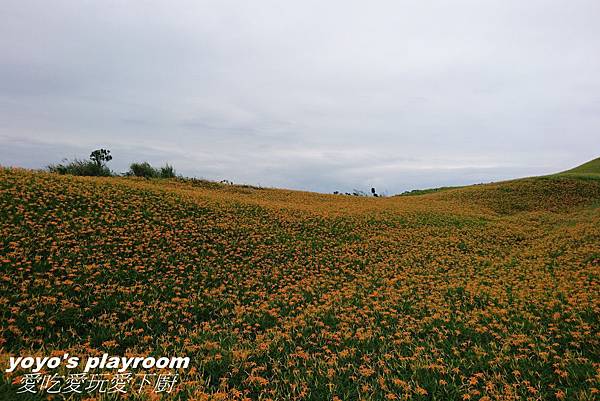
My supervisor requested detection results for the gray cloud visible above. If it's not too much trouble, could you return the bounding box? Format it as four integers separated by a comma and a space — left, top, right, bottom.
1, 0, 599, 193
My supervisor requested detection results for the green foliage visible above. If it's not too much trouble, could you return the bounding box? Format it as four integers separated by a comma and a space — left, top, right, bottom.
159, 163, 176, 178
47, 148, 113, 177
47, 147, 180, 180
47, 158, 112, 177
128, 162, 158, 178
398, 186, 461, 196
128, 162, 177, 178
89, 149, 112, 167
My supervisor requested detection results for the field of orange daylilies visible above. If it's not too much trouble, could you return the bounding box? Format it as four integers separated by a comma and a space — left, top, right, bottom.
1, 167, 599, 400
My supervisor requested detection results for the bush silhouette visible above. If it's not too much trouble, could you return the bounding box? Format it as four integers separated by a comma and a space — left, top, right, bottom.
128, 162, 176, 178
128, 162, 158, 178
48, 149, 113, 176
159, 164, 176, 178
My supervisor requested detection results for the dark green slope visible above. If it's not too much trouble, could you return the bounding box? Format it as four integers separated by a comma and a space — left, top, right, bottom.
557, 156, 600, 178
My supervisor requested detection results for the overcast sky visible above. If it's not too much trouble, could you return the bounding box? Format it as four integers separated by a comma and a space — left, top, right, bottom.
1, 1, 599, 193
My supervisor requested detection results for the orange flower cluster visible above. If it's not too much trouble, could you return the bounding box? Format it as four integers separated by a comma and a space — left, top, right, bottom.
1, 168, 599, 400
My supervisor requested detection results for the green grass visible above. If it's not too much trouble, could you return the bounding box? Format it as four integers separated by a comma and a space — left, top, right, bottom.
397, 157, 600, 198
396, 186, 464, 197
556, 157, 600, 178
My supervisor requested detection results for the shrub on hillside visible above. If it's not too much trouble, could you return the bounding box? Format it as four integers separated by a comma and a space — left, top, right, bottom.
128, 162, 158, 178
48, 159, 112, 176
128, 162, 177, 178
159, 164, 176, 178
48, 149, 113, 176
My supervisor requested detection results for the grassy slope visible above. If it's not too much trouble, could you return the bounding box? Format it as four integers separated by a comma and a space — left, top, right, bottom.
556, 156, 600, 179
1, 166, 599, 400
397, 156, 600, 198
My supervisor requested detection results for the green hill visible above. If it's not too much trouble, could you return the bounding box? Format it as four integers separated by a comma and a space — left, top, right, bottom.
557, 156, 600, 178
397, 156, 600, 200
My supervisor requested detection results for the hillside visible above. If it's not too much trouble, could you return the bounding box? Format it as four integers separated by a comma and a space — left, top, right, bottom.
557, 156, 600, 178
1, 166, 599, 400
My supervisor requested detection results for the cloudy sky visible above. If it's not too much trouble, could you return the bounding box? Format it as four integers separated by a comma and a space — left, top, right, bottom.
1, 0, 599, 193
